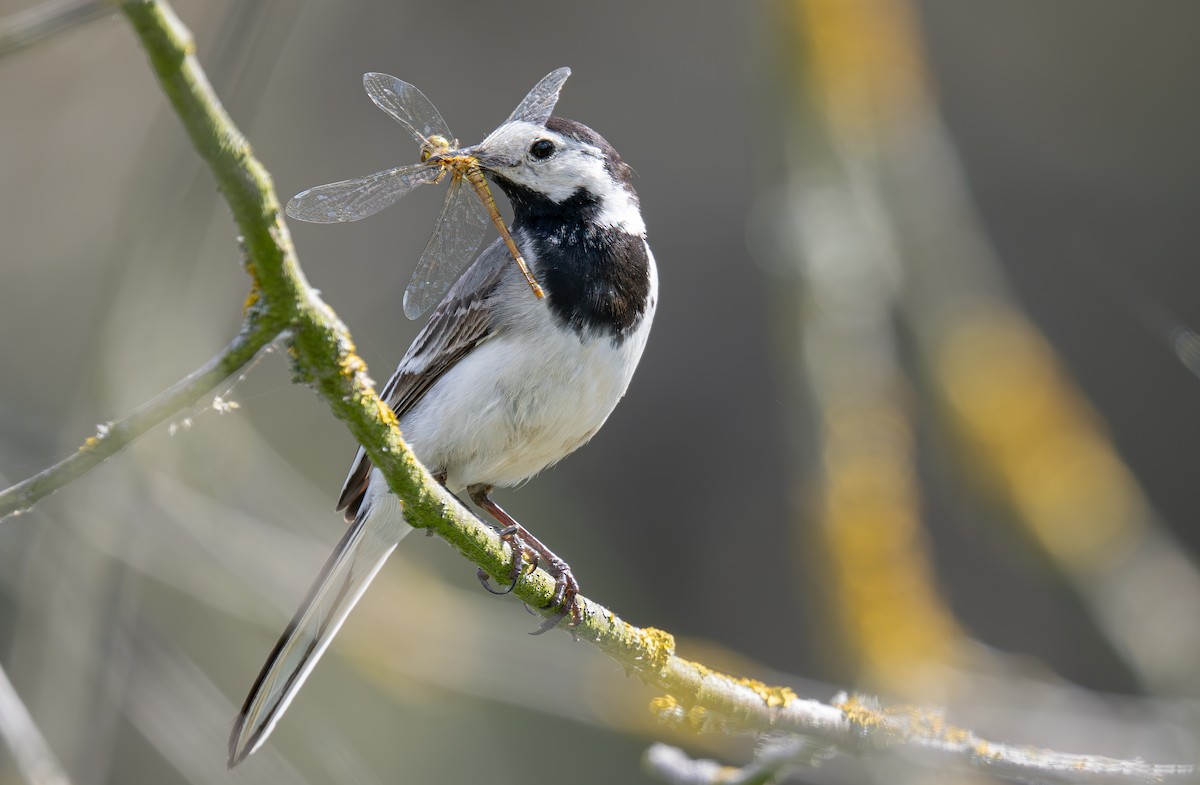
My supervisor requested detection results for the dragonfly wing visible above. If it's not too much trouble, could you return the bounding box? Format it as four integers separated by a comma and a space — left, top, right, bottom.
505, 67, 571, 126
363, 73, 453, 144
403, 175, 488, 320
286, 163, 442, 223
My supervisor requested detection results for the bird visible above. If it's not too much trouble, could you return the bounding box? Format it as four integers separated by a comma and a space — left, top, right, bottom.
228, 113, 657, 766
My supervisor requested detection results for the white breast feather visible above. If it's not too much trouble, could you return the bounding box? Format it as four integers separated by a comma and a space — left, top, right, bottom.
385, 241, 656, 493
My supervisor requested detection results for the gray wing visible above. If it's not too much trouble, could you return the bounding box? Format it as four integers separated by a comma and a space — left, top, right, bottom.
505, 67, 571, 125
336, 238, 513, 519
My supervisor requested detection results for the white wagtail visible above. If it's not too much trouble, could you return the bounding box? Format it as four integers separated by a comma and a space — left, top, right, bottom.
228, 77, 657, 766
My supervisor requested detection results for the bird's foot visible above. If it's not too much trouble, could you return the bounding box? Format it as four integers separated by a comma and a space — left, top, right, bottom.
474, 523, 581, 632
469, 487, 582, 633
496, 523, 581, 634
476, 526, 538, 595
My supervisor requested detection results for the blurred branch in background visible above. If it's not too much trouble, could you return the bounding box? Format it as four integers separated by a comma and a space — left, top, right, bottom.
0, 661, 72, 785
866, 7, 1200, 698
0, 0, 117, 58
768, 0, 966, 697
753, 0, 1200, 776
766, 0, 1200, 697
753, 0, 1200, 777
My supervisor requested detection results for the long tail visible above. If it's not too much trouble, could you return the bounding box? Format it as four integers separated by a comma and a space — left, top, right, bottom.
228, 504, 410, 766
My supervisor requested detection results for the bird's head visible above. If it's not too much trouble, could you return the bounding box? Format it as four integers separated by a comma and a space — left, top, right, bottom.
461, 116, 644, 236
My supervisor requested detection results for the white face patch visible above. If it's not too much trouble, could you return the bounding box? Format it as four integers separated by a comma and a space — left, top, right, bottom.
477, 121, 645, 236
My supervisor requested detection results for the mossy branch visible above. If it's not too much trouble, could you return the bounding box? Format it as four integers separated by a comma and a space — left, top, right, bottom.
0, 3, 1194, 783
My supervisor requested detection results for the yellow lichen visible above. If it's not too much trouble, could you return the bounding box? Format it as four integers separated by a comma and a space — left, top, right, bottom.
375, 398, 399, 429
242, 284, 260, 312
638, 626, 676, 672
835, 694, 890, 731
974, 741, 997, 760
339, 351, 368, 378
671, 656, 797, 715
648, 695, 727, 735
733, 676, 797, 709
836, 699, 980, 748
682, 704, 719, 733
649, 694, 679, 714
885, 704, 943, 735
943, 726, 972, 745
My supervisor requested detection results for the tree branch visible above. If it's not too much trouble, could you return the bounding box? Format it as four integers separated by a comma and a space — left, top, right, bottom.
0, 320, 278, 520
2, 2, 1193, 783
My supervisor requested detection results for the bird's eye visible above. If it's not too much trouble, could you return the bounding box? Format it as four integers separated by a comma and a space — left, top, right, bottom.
529, 139, 556, 160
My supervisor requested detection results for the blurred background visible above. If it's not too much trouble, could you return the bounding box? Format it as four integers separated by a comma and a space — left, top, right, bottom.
2, 1, 1199, 783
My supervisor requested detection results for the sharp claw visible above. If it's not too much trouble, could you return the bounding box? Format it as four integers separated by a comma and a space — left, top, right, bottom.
529, 607, 569, 635
477, 567, 517, 595
476, 523, 542, 598
533, 569, 582, 633
468, 489, 584, 633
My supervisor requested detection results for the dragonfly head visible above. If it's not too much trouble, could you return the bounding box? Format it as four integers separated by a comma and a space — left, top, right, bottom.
419, 134, 456, 163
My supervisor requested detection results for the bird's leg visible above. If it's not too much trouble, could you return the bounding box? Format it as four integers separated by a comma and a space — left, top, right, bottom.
432, 475, 520, 592
469, 486, 581, 632
467, 484, 536, 596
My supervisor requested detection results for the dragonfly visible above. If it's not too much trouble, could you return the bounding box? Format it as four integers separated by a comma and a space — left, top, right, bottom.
285, 68, 571, 319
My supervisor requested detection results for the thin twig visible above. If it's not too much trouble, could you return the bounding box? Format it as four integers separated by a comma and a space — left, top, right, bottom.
0, 322, 279, 520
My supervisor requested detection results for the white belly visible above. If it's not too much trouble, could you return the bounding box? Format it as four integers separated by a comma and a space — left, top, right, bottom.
397, 305, 654, 492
